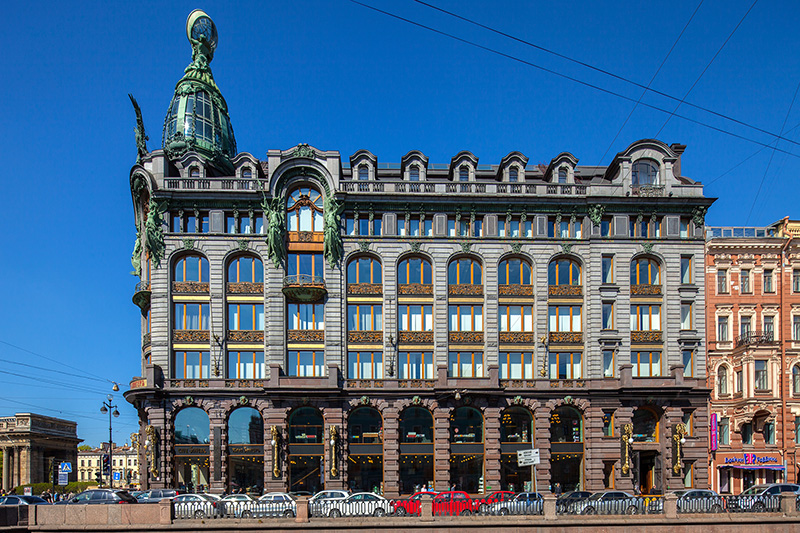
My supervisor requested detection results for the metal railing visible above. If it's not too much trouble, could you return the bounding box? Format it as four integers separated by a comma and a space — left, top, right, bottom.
736, 330, 774, 347
283, 274, 325, 286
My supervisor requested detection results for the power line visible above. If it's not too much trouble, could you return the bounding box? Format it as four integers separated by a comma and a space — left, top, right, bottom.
350, 1, 800, 159
409, 0, 800, 151
654, 0, 759, 138
599, 0, 705, 164
0, 355, 112, 385
0, 339, 111, 384
0, 369, 111, 396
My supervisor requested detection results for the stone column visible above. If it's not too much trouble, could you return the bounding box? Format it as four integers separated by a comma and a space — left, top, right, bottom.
483, 406, 501, 492
209, 411, 225, 493
433, 406, 450, 492
382, 405, 400, 498
19, 446, 31, 487
2, 447, 8, 491
264, 407, 286, 493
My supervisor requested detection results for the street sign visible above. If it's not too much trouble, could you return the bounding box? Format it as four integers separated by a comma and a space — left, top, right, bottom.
517, 448, 540, 467
59, 462, 72, 473
58, 472, 68, 486
113, 472, 121, 481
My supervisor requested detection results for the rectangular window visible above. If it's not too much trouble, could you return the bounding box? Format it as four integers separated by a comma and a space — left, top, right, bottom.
448, 305, 483, 331
398, 351, 434, 379
499, 218, 532, 238
239, 215, 252, 234
680, 303, 693, 330
601, 303, 614, 330
755, 360, 768, 390
682, 350, 694, 378
171, 213, 181, 233
764, 421, 775, 445
200, 212, 209, 233
600, 216, 612, 237
548, 352, 582, 379
602, 350, 615, 378
763, 269, 774, 293
227, 351, 265, 379
736, 370, 743, 392
794, 316, 800, 340
398, 305, 433, 331
226, 214, 237, 234
347, 304, 383, 331
499, 352, 534, 380
795, 416, 800, 445
287, 253, 324, 280
186, 213, 197, 233
173, 303, 209, 330
631, 351, 661, 377
228, 304, 264, 330
717, 270, 728, 294
602, 411, 614, 436
719, 417, 730, 445
680, 256, 692, 284
287, 351, 325, 377
680, 218, 689, 238
683, 462, 694, 488
741, 315, 752, 337
448, 352, 484, 378
499, 305, 534, 332
548, 217, 582, 238
682, 411, 694, 436
794, 270, 800, 293
174, 351, 209, 379
548, 305, 582, 332
630, 305, 661, 331
764, 315, 774, 338
718, 316, 729, 342
288, 303, 324, 330
602, 255, 614, 284
742, 422, 753, 445
447, 216, 482, 237
347, 351, 384, 379
741, 269, 751, 293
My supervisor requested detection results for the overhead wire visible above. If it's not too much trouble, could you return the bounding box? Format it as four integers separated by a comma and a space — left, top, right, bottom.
349, 0, 800, 159
408, 0, 800, 150
0, 339, 112, 384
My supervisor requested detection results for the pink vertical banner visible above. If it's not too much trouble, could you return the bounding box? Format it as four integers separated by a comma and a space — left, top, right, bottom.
710, 413, 718, 451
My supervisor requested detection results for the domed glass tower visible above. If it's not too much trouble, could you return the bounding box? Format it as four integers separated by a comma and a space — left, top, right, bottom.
162, 10, 237, 173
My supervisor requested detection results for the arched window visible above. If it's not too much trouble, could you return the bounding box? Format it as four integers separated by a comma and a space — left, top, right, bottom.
499, 258, 533, 285
550, 406, 582, 443
558, 168, 567, 183
228, 407, 263, 445
631, 257, 661, 285
450, 406, 484, 493
348, 407, 383, 492
449, 258, 482, 285
288, 407, 323, 444
548, 258, 581, 286
347, 256, 382, 285
174, 255, 209, 282
509, 168, 518, 182
450, 407, 483, 443
718, 366, 728, 395
793, 366, 800, 396
409, 166, 420, 181
400, 407, 433, 443
501, 407, 533, 443
348, 407, 382, 444
459, 166, 469, 182
358, 165, 369, 181
189, 166, 200, 178
632, 407, 659, 442
399, 407, 433, 494
632, 160, 659, 186
549, 406, 583, 492
286, 186, 324, 233
175, 408, 210, 444
398, 257, 432, 285
227, 256, 263, 283
174, 407, 210, 492
287, 407, 324, 494
227, 407, 264, 493
242, 168, 252, 179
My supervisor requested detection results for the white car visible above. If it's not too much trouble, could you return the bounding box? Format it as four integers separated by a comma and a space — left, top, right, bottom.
325, 492, 390, 517
219, 493, 257, 518
254, 492, 297, 517
173, 493, 220, 519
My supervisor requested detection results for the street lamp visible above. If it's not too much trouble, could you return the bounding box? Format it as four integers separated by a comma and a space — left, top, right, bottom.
100, 395, 120, 487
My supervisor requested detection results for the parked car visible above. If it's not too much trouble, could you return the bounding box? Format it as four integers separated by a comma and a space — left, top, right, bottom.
58, 489, 138, 505
308, 490, 349, 516
473, 490, 516, 514
647, 489, 725, 514
173, 493, 220, 519
488, 492, 543, 515
324, 492, 390, 517
431, 491, 473, 516
556, 490, 592, 513
391, 491, 438, 516
570, 491, 645, 515
197, 493, 221, 501
219, 493, 257, 517
136, 488, 183, 503
727, 483, 800, 512
254, 492, 297, 517
0, 495, 48, 505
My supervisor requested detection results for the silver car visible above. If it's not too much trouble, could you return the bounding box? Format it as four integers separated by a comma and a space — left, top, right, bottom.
489, 492, 543, 515
173, 493, 220, 519
570, 491, 645, 515
219, 493, 258, 518
324, 493, 390, 517
254, 492, 297, 517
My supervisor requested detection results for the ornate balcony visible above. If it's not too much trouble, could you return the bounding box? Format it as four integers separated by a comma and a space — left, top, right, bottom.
631, 330, 662, 343
399, 331, 434, 344
172, 281, 210, 293
499, 284, 534, 297
142, 332, 151, 348
132, 280, 151, 312
449, 331, 484, 344
348, 331, 383, 344
736, 330, 775, 348
282, 275, 326, 302
499, 332, 536, 344
398, 283, 433, 296
346, 379, 386, 389
172, 330, 210, 343
448, 284, 483, 296
228, 330, 264, 343
631, 184, 666, 197
549, 332, 583, 344
548, 285, 582, 297
631, 284, 662, 296
347, 283, 383, 296
288, 330, 324, 343
226, 282, 264, 295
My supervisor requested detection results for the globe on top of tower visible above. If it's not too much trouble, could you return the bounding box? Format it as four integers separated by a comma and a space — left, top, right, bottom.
162, 10, 237, 174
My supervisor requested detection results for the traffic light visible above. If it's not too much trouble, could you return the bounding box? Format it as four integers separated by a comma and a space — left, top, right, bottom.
102, 454, 110, 476
95, 471, 102, 484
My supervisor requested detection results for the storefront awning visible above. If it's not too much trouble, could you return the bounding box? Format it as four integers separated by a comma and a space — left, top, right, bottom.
718, 464, 785, 470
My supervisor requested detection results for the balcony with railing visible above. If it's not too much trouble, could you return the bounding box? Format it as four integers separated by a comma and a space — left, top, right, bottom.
736, 330, 775, 348
631, 184, 666, 197
282, 275, 326, 302
631, 284, 662, 296
631, 330, 663, 343
163, 177, 263, 192
132, 280, 151, 312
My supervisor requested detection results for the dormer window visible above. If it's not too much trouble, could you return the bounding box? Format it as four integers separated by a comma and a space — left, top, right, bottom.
189, 166, 200, 178
358, 165, 369, 181
558, 168, 567, 183
509, 168, 518, 182
410, 166, 420, 181
242, 168, 252, 179
632, 161, 659, 186
459, 167, 469, 182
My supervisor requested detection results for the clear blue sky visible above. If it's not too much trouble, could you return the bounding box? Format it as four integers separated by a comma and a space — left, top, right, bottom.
0, 0, 798, 446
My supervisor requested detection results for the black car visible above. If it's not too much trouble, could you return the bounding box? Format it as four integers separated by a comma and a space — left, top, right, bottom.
0, 495, 48, 505
556, 491, 592, 513
58, 489, 138, 504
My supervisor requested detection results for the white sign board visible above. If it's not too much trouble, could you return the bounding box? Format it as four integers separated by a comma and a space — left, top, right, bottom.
58, 472, 69, 486
517, 448, 540, 467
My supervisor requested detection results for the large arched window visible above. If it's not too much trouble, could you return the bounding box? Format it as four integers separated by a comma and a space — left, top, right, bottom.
450, 407, 484, 493
175, 408, 210, 444
550, 406, 582, 443
499, 258, 533, 286
174, 255, 209, 282
398, 257, 432, 285
632, 160, 659, 186
348, 407, 383, 492
632, 407, 659, 442
501, 407, 533, 443
631, 257, 661, 285
288, 407, 323, 444
227, 256, 263, 283
400, 407, 433, 443
399, 407, 434, 494
286, 186, 324, 233
228, 407, 264, 444
501, 406, 533, 492
347, 257, 382, 285
450, 407, 483, 443
449, 258, 482, 285
718, 366, 729, 395
548, 258, 581, 286
287, 407, 324, 493
227, 407, 264, 492
549, 406, 583, 492
174, 407, 210, 492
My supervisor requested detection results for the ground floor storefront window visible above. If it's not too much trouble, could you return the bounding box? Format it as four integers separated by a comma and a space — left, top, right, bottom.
228, 454, 264, 493
348, 454, 383, 493
501, 453, 533, 492
450, 454, 483, 493
550, 453, 582, 492
175, 455, 210, 493
399, 454, 433, 494
289, 455, 323, 493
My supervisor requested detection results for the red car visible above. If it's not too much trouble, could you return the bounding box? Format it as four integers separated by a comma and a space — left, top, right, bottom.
473, 491, 516, 513
432, 491, 473, 516
392, 491, 438, 516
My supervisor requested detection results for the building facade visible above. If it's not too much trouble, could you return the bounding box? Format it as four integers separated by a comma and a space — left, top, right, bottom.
705, 220, 800, 494
77, 444, 141, 488
0, 414, 80, 491
124, 11, 714, 497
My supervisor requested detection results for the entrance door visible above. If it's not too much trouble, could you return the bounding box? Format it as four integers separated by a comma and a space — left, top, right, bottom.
636, 451, 659, 494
